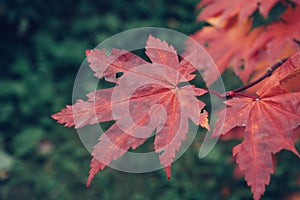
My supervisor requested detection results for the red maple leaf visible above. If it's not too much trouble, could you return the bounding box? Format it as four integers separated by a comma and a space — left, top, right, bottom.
191, 4, 300, 87
190, 16, 264, 85
250, 6, 300, 62
197, 0, 300, 23
52, 35, 209, 186
197, 0, 278, 23
212, 53, 300, 200
246, 5, 300, 83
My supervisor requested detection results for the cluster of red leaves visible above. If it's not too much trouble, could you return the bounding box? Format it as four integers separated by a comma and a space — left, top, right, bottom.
194, 1, 300, 199
52, 37, 300, 200
193, 0, 300, 87
51, 1, 300, 200
52, 36, 210, 187
213, 52, 300, 200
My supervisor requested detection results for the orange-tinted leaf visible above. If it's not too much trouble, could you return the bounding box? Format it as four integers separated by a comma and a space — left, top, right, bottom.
193, 4, 300, 86
190, 17, 264, 85
238, 5, 300, 88
197, 0, 279, 23
250, 6, 300, 63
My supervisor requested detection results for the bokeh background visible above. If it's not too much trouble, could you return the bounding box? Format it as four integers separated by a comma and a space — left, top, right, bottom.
1, 0, 300, 199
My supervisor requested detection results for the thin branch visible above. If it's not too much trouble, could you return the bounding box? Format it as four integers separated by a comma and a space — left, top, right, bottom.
231, 57, 289, 94
293, 38, 300, 47
202, 57, 289, 100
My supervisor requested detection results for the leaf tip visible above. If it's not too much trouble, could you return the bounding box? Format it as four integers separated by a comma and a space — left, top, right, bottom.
85, 49, 92, 56
164, 165, 171, 180
50, 112, 62, 124
86, 174, 93, 188
50, 113, 56, 120
147, 34, 155, 41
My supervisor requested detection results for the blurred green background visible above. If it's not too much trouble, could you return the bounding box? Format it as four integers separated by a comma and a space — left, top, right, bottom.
1, 0, 300, 199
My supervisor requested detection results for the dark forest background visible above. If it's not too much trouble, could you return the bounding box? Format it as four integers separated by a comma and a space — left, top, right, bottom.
0, 0, 300, 199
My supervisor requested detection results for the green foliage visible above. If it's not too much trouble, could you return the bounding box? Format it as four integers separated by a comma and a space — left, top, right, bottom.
0, 0, 299, 199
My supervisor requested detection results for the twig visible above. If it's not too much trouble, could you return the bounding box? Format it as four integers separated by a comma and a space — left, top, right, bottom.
205, 57, 289, 100
293, 38, 300, 47
231, 57, 289, 93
